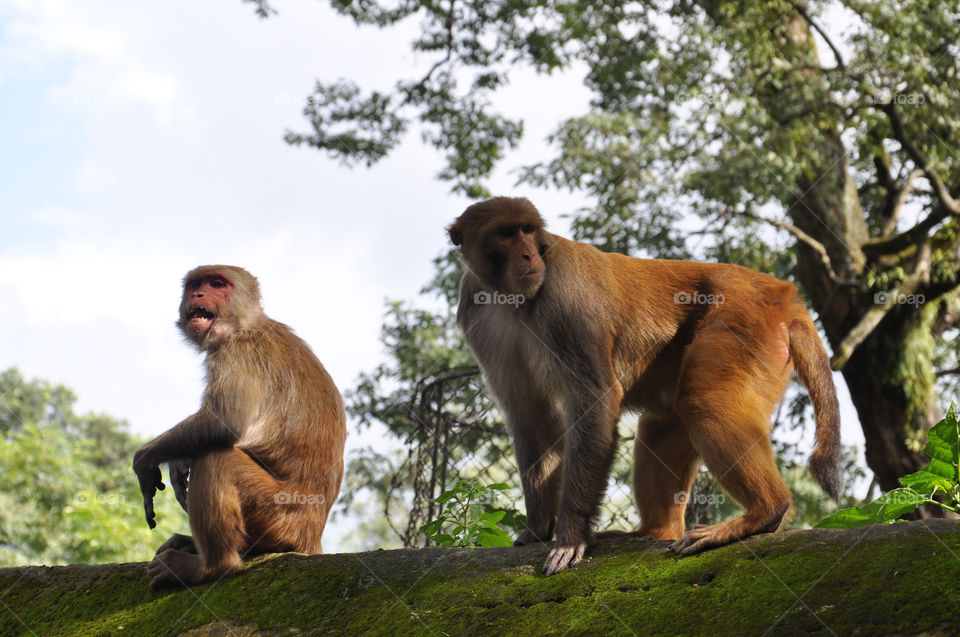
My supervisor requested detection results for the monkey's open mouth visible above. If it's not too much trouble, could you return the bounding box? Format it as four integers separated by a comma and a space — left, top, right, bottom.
189, 306, 214, 319
188, 307, 216, 320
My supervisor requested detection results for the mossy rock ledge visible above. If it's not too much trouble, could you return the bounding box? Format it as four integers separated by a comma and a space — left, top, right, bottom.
2, 519, 959, 636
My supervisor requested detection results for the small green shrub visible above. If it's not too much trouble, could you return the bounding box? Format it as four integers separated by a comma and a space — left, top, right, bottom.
421, 480, 525, 547
817, 404, 959, 528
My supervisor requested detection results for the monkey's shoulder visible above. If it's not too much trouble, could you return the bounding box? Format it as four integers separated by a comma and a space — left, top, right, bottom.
213, 319, 328, 373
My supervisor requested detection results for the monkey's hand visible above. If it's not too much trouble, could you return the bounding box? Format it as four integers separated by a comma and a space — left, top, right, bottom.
669, 524, 716, 556
543, 541, 588, 576
168, 460, 191, 512
133, 449, 165, 529
543, 524, 595, 575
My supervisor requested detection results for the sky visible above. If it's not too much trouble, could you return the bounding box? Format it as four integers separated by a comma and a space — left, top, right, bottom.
0, 0, 597, 551
0, 0, 864, 552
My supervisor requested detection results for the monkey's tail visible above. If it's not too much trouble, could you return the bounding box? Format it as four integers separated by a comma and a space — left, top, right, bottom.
787, 312, 842, 502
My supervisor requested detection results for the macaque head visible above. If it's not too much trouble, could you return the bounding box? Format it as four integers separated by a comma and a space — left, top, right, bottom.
178, 265, 262, 349
448, 197, 549, 298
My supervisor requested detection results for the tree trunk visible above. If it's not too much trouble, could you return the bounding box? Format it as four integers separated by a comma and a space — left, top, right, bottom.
775, 12, 939, 493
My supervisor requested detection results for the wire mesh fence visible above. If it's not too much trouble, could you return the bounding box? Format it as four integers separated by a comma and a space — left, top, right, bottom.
384, 367, 684, 548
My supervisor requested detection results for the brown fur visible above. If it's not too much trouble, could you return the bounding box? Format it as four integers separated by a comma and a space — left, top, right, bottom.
448, 197, 841, 575
132, 265, 346, 588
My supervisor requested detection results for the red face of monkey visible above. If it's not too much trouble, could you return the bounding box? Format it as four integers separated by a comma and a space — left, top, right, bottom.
178, 270, 240, 349
183, 272, 231, 330
178, 265, 262, 350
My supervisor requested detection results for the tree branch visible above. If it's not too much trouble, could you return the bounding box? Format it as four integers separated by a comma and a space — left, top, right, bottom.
831, 239, 933, 370
399, 0, 456, 106
734, 210, 858, 286
880, 101, 960, 216
861, 195, 958, 260
881, 169, 924, 237
795, 3, 845, 69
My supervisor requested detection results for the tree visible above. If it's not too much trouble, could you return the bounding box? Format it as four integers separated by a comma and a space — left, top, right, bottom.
0, 368, 185, 566
265, 0, 959, 496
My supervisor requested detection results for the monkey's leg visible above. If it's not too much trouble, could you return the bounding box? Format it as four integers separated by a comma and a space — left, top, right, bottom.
243, 476, 333, 557
632, 413, 700, 540
544, 387, 621, 575
504, 397, 565, 545
148, 448, 271, 588
671, 333, 791, 555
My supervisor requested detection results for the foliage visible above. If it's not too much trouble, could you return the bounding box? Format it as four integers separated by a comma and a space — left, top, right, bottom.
337, 286, 516, 548
420, 480, 525, 548
818, 404, 960, 528
260, 0, 960, 495
0, 367, 186, 566
248, 0, 960, 537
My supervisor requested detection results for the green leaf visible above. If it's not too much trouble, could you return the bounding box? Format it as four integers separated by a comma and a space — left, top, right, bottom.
816, 488, 928, 528
434, 490, 458, 506
899, 405, 960, 498
477, 510, 506, 525
431, 533, 455, 547
476, 527, 514, 548
420, 520, 444, 535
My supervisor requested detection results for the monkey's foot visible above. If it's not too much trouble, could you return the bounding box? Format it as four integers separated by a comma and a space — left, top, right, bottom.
671, 503, 788, 555
154, 533, 196, 556
543, 542, 588, 576
670, 523, 728, 555
148, 548, 205, 589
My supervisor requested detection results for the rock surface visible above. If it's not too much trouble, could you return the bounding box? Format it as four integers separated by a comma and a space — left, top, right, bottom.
1, 520, 959, 636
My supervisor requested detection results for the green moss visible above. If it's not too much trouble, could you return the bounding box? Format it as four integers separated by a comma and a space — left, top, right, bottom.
2, 521, 959, 636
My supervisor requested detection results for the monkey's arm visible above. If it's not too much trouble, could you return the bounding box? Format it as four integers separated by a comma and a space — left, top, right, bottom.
133, 409, 242, 528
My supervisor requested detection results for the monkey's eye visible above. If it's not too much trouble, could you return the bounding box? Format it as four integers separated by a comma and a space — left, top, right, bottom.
521, 224, 537, 234
496, 226, 517, 238
209, 279, 227, 289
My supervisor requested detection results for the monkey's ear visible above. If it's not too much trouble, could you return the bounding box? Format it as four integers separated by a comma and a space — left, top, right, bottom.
448, 224, 463, 247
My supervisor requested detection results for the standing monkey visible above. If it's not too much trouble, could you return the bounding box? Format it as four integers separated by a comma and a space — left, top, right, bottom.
133, 265, 346, 588
448, 197, 840, 575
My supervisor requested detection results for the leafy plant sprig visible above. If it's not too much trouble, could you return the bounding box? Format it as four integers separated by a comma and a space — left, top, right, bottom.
817, 404, 959, 528
420, 480, 525, 548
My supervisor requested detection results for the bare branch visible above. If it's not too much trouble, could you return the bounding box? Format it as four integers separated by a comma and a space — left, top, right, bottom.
881, 169, 924, 237
795, 3, 845, 69
399, 0, 456, 106
937, 367, 960, 378
881, 101, 960, 216
861, 193, 960, 262
734, 210, 858, 286
831, 240, 933, 370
